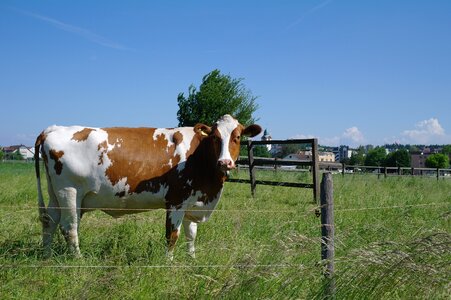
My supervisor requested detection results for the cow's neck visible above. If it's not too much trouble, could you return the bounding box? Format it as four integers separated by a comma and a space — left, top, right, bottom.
183, 137, 226, 203
190, 137, 226, 183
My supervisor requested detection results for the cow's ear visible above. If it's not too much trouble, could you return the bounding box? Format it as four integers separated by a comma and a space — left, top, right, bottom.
242, 124, 262, 137
194, 123, 212, 137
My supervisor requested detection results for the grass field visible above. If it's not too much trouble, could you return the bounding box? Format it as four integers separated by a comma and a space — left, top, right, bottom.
0, 162, 450, 299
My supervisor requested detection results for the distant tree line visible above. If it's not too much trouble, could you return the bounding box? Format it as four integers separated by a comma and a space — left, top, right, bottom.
349, 146, 450, 168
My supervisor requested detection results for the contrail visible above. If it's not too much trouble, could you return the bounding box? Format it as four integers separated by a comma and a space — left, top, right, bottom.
286, 0, 334, 30
16, 9, 133, 51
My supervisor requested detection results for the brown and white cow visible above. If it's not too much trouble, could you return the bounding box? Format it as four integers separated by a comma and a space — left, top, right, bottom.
35, 115, 261, 259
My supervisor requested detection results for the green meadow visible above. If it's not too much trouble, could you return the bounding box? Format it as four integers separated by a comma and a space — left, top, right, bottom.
0, 162, 450, 299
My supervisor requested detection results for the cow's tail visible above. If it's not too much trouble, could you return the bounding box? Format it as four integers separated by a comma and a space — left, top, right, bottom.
35, 132, 47, 223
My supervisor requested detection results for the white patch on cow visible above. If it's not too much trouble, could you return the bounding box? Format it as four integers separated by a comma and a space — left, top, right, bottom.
153, 127, 197, 172
152, 130, 173, 153
216, 115, 239, 163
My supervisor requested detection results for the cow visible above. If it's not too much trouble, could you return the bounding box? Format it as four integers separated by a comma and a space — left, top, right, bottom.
34, 115, 261, 260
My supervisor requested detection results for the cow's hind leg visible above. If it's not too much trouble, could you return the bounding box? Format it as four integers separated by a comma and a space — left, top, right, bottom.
42, 180, 61, 258
183, 218, 198, 258
57, 187, 82, 257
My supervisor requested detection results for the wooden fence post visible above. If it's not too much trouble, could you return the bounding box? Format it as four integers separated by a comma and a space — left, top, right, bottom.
437, 168, 440, 181
341, 163, 345, 178
384, 167, 387, 178
247, 140, 256, 197
321, 172, 335, 299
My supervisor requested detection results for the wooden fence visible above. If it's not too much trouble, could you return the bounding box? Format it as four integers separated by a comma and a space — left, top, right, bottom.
318, 162, 451, 180
227, 138, 320, 203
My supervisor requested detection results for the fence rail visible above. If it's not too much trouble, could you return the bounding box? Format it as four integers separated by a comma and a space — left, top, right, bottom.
234, 157, 451, 181
321, 163, 451, 180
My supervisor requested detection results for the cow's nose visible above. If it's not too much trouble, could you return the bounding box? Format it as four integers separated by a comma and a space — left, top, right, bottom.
217, 159, 235, 171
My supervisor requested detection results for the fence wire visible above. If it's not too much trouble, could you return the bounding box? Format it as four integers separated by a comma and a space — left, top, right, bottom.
0, 201, 448, 214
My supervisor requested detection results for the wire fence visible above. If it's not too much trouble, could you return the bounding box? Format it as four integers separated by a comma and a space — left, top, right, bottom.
0, 201, 449, 270
0, 201, 448, 215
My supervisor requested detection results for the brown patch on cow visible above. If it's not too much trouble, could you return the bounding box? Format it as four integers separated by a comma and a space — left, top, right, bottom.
229, 126, 244, 162
172, 131, 183, 146
97, 141, 108, 165
103, 128, 181, 194
71, 128, 94, 142
49, 149, 64, 175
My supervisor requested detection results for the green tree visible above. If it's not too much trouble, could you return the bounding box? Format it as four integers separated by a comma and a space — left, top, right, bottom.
239, 145, 272, 158
349, 146, 365, 165
365, 146, 387, 166
253, 145, 272, 158
177, 69, 259, 126
425, 153, 450, 168
0, 148, 4, 161
385, 149, 411, 167
442, 145, 451, 155
6, 151, 23, 160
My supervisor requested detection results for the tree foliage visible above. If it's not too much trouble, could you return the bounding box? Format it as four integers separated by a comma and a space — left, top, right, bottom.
177, 69, 259, 126
5, 151, 23, 160
0, 148, 4, 161
425, 154, 450, 169
349, 146, 366, 165
240, 145, 272, 158
385, 149, 411, 167
364, 146, 387, 166
441, 145, 451, 155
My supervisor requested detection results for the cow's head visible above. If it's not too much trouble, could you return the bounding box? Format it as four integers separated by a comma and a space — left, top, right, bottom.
194, 115, 262, 173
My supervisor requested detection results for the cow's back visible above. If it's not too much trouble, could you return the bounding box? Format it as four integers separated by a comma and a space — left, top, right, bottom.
41, 125, 198, 209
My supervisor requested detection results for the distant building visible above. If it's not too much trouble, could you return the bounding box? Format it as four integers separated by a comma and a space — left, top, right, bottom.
291, 150, 336, 162
261, 129, 272, 151
3, 145, 35, 160
411, 153, 429, 169
332, 146, 352, 162
411, 151, 451, 170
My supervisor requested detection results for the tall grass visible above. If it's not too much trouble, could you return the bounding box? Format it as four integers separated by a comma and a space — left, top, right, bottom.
0, 162, 449, 299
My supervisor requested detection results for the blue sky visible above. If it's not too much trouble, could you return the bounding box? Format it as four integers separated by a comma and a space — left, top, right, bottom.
1, 0, 450, 147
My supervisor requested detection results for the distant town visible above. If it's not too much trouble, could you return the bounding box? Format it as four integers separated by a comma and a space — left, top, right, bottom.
256, 129, 451, 169
2, 129, 450, 169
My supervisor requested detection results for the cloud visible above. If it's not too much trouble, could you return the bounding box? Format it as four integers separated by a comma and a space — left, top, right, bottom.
290, 134, 315, 140
342, 127, 365, 144
291, 126, 365, 147
17, 9, 132, 51
401, 118, 449, 144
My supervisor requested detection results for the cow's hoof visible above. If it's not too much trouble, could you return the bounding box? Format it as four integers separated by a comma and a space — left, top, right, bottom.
166, 251, 174, 262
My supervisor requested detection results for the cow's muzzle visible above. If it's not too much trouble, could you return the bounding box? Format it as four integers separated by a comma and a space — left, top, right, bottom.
217, 159, 235, 172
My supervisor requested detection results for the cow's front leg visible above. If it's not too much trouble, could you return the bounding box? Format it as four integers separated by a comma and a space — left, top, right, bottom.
165, 208, 184, 261
183, 217, 198, 258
